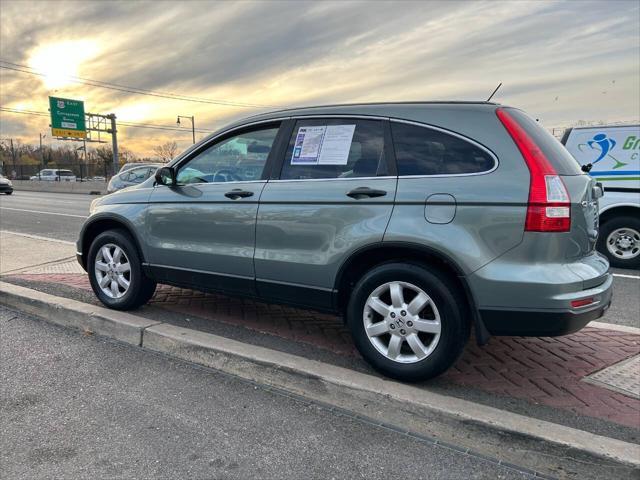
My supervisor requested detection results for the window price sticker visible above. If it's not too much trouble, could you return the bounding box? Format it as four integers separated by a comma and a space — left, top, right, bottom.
291, 125, 356, 165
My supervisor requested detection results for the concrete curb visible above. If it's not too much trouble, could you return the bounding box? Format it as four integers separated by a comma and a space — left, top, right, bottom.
143, 323, 640, 468
0, 282, 160, 345
2, 281, 639, 475
590, 321, 640, 334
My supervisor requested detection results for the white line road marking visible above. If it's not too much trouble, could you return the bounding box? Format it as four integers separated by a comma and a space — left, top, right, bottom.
0, 207, 87, 218
0, 230, 75, 245
612, 273, 640, 280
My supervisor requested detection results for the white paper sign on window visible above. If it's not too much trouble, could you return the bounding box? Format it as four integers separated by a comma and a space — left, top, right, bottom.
290, 124, 356, 165
318, 125, 356, 165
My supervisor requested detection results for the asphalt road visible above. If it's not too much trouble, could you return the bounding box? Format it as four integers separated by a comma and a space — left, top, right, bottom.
0, 190, 638, 327
0, 306, 533, 480
0, 190, 90, 242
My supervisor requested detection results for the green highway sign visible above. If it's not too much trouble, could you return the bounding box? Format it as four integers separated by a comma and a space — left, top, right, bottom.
49, 96, 86, 139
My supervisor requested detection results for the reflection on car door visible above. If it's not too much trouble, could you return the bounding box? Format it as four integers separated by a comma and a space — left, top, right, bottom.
255, 118, 397, 309
145, 123, 283, 295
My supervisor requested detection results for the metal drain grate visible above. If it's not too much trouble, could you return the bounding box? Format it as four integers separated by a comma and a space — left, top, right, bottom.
584, 354, 640, 399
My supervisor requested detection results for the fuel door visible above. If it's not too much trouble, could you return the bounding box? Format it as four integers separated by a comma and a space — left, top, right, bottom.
425, 193, 456, 224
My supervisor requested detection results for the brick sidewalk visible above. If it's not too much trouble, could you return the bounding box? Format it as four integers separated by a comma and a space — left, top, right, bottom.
7, 272, 640, 428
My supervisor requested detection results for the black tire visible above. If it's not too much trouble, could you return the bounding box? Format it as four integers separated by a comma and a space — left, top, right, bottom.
87, 229, 156, 310
346, 262, 469, 382
597, 216, 640, 269
5, 191, 12, 195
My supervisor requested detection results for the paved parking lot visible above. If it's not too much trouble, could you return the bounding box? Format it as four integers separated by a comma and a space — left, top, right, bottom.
1, 190, 639, 478
2, 306, 538, 480
8, 271, 639, 430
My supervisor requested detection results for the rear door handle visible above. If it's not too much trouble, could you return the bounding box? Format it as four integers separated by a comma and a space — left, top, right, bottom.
346, 187, 387, 199
224, 189, 254, 199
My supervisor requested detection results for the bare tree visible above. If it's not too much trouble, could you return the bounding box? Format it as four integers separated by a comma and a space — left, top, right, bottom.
152, 141, 178, 163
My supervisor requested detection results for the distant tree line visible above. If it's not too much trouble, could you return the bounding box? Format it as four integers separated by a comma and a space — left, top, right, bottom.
0, 140, 178, 178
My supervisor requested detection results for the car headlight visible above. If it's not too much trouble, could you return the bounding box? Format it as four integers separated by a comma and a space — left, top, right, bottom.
89, 198, 100, 214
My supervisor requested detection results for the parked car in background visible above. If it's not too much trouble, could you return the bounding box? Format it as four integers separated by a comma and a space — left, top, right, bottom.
77, 102, 611, 381
0, 174, 13, 194
562, 125, 640, 269
118, 162, 162, 174
107, 164, 161, 193
29, 169, 77, 182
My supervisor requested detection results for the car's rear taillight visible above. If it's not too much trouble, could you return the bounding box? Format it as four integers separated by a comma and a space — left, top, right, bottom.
496, 108, 571, 232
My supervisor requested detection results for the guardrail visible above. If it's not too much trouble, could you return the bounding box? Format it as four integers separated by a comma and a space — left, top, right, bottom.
11, 180, 106, 195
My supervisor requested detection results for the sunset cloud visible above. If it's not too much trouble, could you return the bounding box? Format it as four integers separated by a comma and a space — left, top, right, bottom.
1, 0, 638, 156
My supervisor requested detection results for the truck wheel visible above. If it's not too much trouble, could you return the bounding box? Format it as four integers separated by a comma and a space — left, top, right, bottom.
88, 229, 157, 310
598, 216, 640, 269
346, 262, 469, 382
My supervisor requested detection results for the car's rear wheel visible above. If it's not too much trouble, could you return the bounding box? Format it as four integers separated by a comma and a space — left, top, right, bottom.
346, 262, 469, 382
88, 229, 156, 310
598, 216, 640, 269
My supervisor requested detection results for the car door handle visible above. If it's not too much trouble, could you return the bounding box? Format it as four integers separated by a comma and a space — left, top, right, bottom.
224, 189, 254, 199
346, 187, 387, 199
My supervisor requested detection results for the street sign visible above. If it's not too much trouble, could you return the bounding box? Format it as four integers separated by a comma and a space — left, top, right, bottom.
49, 96, 86, 139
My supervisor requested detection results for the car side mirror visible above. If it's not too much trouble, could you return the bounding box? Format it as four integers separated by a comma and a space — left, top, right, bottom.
155, 166, 176, 187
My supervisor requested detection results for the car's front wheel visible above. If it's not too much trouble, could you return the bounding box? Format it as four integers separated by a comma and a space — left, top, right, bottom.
346, 262, 469, 382
87, 229, 156, 310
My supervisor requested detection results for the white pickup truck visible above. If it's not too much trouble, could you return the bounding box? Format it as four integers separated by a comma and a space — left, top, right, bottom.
562, 125, 640, 269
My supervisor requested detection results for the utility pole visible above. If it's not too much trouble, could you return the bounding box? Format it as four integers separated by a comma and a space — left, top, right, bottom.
39, 133, 46, 166
177, 115, 196, 144
107, 113, 119, 176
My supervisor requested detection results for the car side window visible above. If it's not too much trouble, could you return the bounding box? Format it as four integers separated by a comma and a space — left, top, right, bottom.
280, 119, 387, 180
176, 126, 279, 184
391, 122, 495, 176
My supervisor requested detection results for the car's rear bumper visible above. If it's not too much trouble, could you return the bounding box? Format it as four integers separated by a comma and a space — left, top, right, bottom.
480, 296, 611, 336
468, 250, 613, 337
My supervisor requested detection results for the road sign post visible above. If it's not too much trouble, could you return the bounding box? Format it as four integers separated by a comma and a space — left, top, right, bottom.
49, 97, 87, 139
108, 114, 118, 176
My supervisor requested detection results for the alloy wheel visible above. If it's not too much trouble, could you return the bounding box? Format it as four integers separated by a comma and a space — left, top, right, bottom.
363, 281, 441, 364
94, 243, 131, 299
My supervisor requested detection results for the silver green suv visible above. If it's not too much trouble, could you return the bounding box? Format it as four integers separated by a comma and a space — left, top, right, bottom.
77, 102, 612, 381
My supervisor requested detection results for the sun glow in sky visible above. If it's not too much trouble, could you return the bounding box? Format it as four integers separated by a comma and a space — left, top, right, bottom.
28, 40, 98, 90
1, 1, 638, 157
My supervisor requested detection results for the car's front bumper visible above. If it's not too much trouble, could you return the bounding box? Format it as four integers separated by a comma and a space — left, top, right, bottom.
76, 238, 86, 271
0, 184, 13, 193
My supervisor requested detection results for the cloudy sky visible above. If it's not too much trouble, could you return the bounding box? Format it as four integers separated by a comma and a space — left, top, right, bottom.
1, 0, 638, 156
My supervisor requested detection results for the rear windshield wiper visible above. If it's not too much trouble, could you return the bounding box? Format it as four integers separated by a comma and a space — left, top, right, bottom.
581, 163, 593, 173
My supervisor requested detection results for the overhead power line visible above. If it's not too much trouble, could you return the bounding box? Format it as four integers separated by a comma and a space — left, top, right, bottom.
0, 107, 216, 133
0, 60, 279, 109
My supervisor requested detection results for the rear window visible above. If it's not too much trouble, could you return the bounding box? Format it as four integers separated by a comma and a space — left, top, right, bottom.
58, 170, 74, 176
391, 122, 495, 176
505, 109, 583, 175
